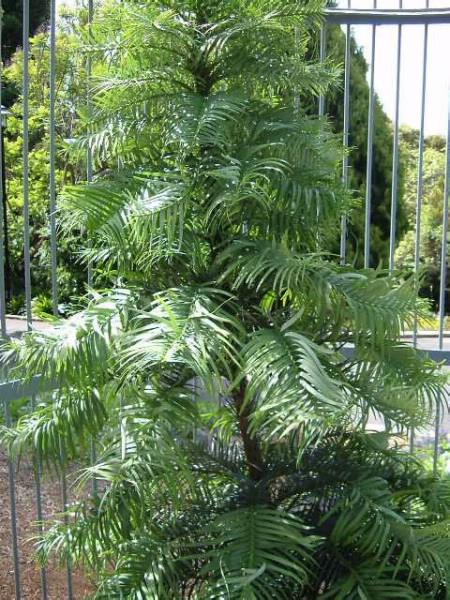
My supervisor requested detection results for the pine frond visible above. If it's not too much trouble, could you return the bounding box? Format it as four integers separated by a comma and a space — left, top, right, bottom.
243, 328, 346, 441
2, 289, 134, 386
220, 240, 427, 345
0, 387, 108, 463
345, 342, 446, 430
120, 286, 244, 391
321, 567, 421, 600
200, 507, 319, 598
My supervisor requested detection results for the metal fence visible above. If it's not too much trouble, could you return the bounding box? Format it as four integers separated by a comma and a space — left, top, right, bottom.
1, 3, 450, 598
0, 1, 91, 598
326, 3, 450, 359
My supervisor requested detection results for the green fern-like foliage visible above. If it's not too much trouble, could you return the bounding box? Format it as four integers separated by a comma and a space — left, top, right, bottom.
2, 0, 450, 597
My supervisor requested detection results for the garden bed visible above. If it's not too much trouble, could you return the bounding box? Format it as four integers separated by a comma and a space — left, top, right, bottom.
0, 450, 92, 599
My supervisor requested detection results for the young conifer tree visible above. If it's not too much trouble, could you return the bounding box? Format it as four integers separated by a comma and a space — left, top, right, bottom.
3, 1, 450, 597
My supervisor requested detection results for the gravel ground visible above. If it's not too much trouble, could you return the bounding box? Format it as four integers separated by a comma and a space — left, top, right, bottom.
0, 450, 93, 599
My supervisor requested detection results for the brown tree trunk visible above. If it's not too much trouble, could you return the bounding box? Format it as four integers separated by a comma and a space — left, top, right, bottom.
234, 383, 264, 481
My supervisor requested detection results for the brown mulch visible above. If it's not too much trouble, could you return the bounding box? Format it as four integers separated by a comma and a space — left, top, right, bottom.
0, 450, 94, 599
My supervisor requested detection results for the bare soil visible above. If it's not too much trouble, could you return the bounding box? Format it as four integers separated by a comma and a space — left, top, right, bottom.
0, 450, 93, 599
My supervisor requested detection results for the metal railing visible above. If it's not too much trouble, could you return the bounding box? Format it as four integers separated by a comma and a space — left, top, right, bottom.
0, 1, 79, 597
326, 3, 450, 361
0, 3, 450, 598
323, 3, 450, 467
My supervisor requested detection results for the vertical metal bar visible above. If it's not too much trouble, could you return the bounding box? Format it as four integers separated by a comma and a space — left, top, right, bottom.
434, 89, 450, 469
49, 0, 58, 316
0, 127, 10, 307
91, 438, 98, 497
364, 0, 377, 269
31, 396, 48, 599
4, 400, 21, 599
389, 0, 403, 272
87, 0, 94, 185
340, 0, 352, 265
409, 428, 415, 454
86, 0, 94, 181
86, 0, 99, 497
413, 4, 430, 348
23, 0, 32, 331
2, 20, 16, 598
433, 27, 447, 469
410, 1, 430, 454
294, 26, 301, 113
34, 465, 48, 599
316, 24, 327, 248
438, 88, 450, 349
87, 0, 94, 288
0, 10, 7, 338
433, 400, 441, 475
50, 33, 73, 524
60, 449, 74, 600
318, 26, 327, 117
